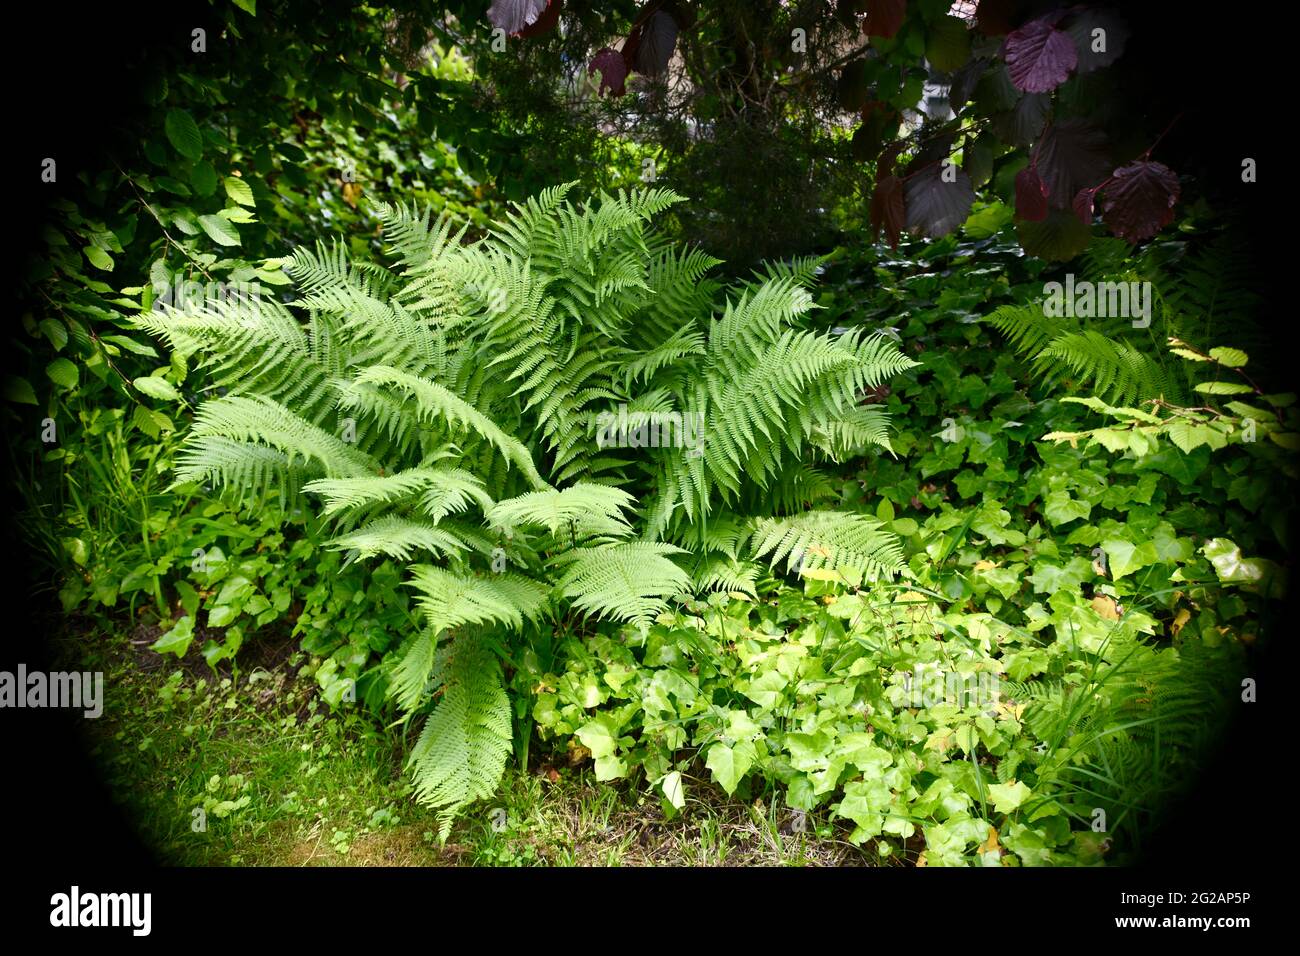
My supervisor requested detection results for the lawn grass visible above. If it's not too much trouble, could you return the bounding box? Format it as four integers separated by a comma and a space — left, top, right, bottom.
68, 625, 869, 866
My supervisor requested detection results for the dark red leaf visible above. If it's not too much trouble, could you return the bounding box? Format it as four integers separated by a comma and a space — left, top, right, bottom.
630, 9, 679, 77
1034, 119, 1110, 207
1100, 160, 1180, 243
487, 0, 549, 36
516, 0, 562, 38
1072, 186, 1097, 224
1064, 7, 1128, 74
990, 91, 1050, 147
870, 173, 905, 248
589, 48, 629, 97
1014, 166, 1049, 221
864, 0, 907, 39
903, 161, 975, 238
974, 0, 1018, 36
1003, 17, 1077, 93
877, 141, 906, 177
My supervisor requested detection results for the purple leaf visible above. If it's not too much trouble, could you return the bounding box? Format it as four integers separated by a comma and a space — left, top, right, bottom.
1100, 160, 1181, 243
589, 48, 629, 97
870, 173, 905, 248
1014, 166, 1049, 221
864, 0, 907, 40
631, 9, 679, 78
990, 92, 1050, 147
1034, 119, 1110, 207
1072, 186, 1097, 224
1064, 8, 1128, 74
903, 161, 975, 238
487, 0, 549, 36
1004, 17, 1077, 93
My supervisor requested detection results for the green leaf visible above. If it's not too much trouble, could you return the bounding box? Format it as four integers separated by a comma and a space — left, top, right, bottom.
39, 319, 68, 350
575, 714, 620, 758
164, 108, 203, 161
987, 780, 1032, 814
1193, 381, 1253, 396
46, 358, 79, 389
84, 246, 114, 271
661, 770, 685, 810
190, 160, 218, 197
224, 176, 256, 207
1208, 347, 1248, 367
133, 376, 182, 402
232, 0, 256, 13
704, 741, 754, 795
152, 615, 195, 657
197, 214, 241, 246
4, 376, 38, 405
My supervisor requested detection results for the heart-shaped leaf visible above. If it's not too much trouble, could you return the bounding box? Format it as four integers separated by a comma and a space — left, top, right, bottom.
588, 48, 628, 97
486, 0, 548, 35
1100, 160, 1180, 243
1014, 166, 1049, 221
864, 0, 907, 39
1004, 17, 1077, 93
904, 161, 974, 238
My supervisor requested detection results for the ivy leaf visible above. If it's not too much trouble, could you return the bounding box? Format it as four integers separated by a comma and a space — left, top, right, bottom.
705, 741, 754, 796
1100, 160, 1180, 243
574, 714, 620, 758
987, 780, 1032, 814
164, 108, 203, 161
588, 48, 628, 97
151, 615, 196, 657
1003, 17, 1077, 93
1034, 119, 1110, 208
864, 0, 907, 39
197, 213, 241, 247
1017, 207, 1092, 261
486, 0, 548, 35
1014, 166, 1049, 221
904, 161, 975, 238
661, 770, 685, 810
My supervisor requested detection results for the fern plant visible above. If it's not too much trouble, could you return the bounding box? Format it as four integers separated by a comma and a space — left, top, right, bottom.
984, 236, 1266, 407
135, 184, 916, 834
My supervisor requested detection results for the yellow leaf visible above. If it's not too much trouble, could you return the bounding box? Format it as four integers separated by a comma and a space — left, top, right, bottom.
980, 825, 1000, 855
973, 560, 997, 571
1170, 607, 1191, 637
1091, 595, 1122, 620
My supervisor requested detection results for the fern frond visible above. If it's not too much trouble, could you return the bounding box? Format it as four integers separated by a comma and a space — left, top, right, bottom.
748, 511, 905, 580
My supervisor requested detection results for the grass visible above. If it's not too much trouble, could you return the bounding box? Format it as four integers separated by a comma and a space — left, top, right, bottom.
66, 623, 871, 866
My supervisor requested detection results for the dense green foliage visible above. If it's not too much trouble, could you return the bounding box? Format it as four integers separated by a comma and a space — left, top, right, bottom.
6, 0, 1285, 868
